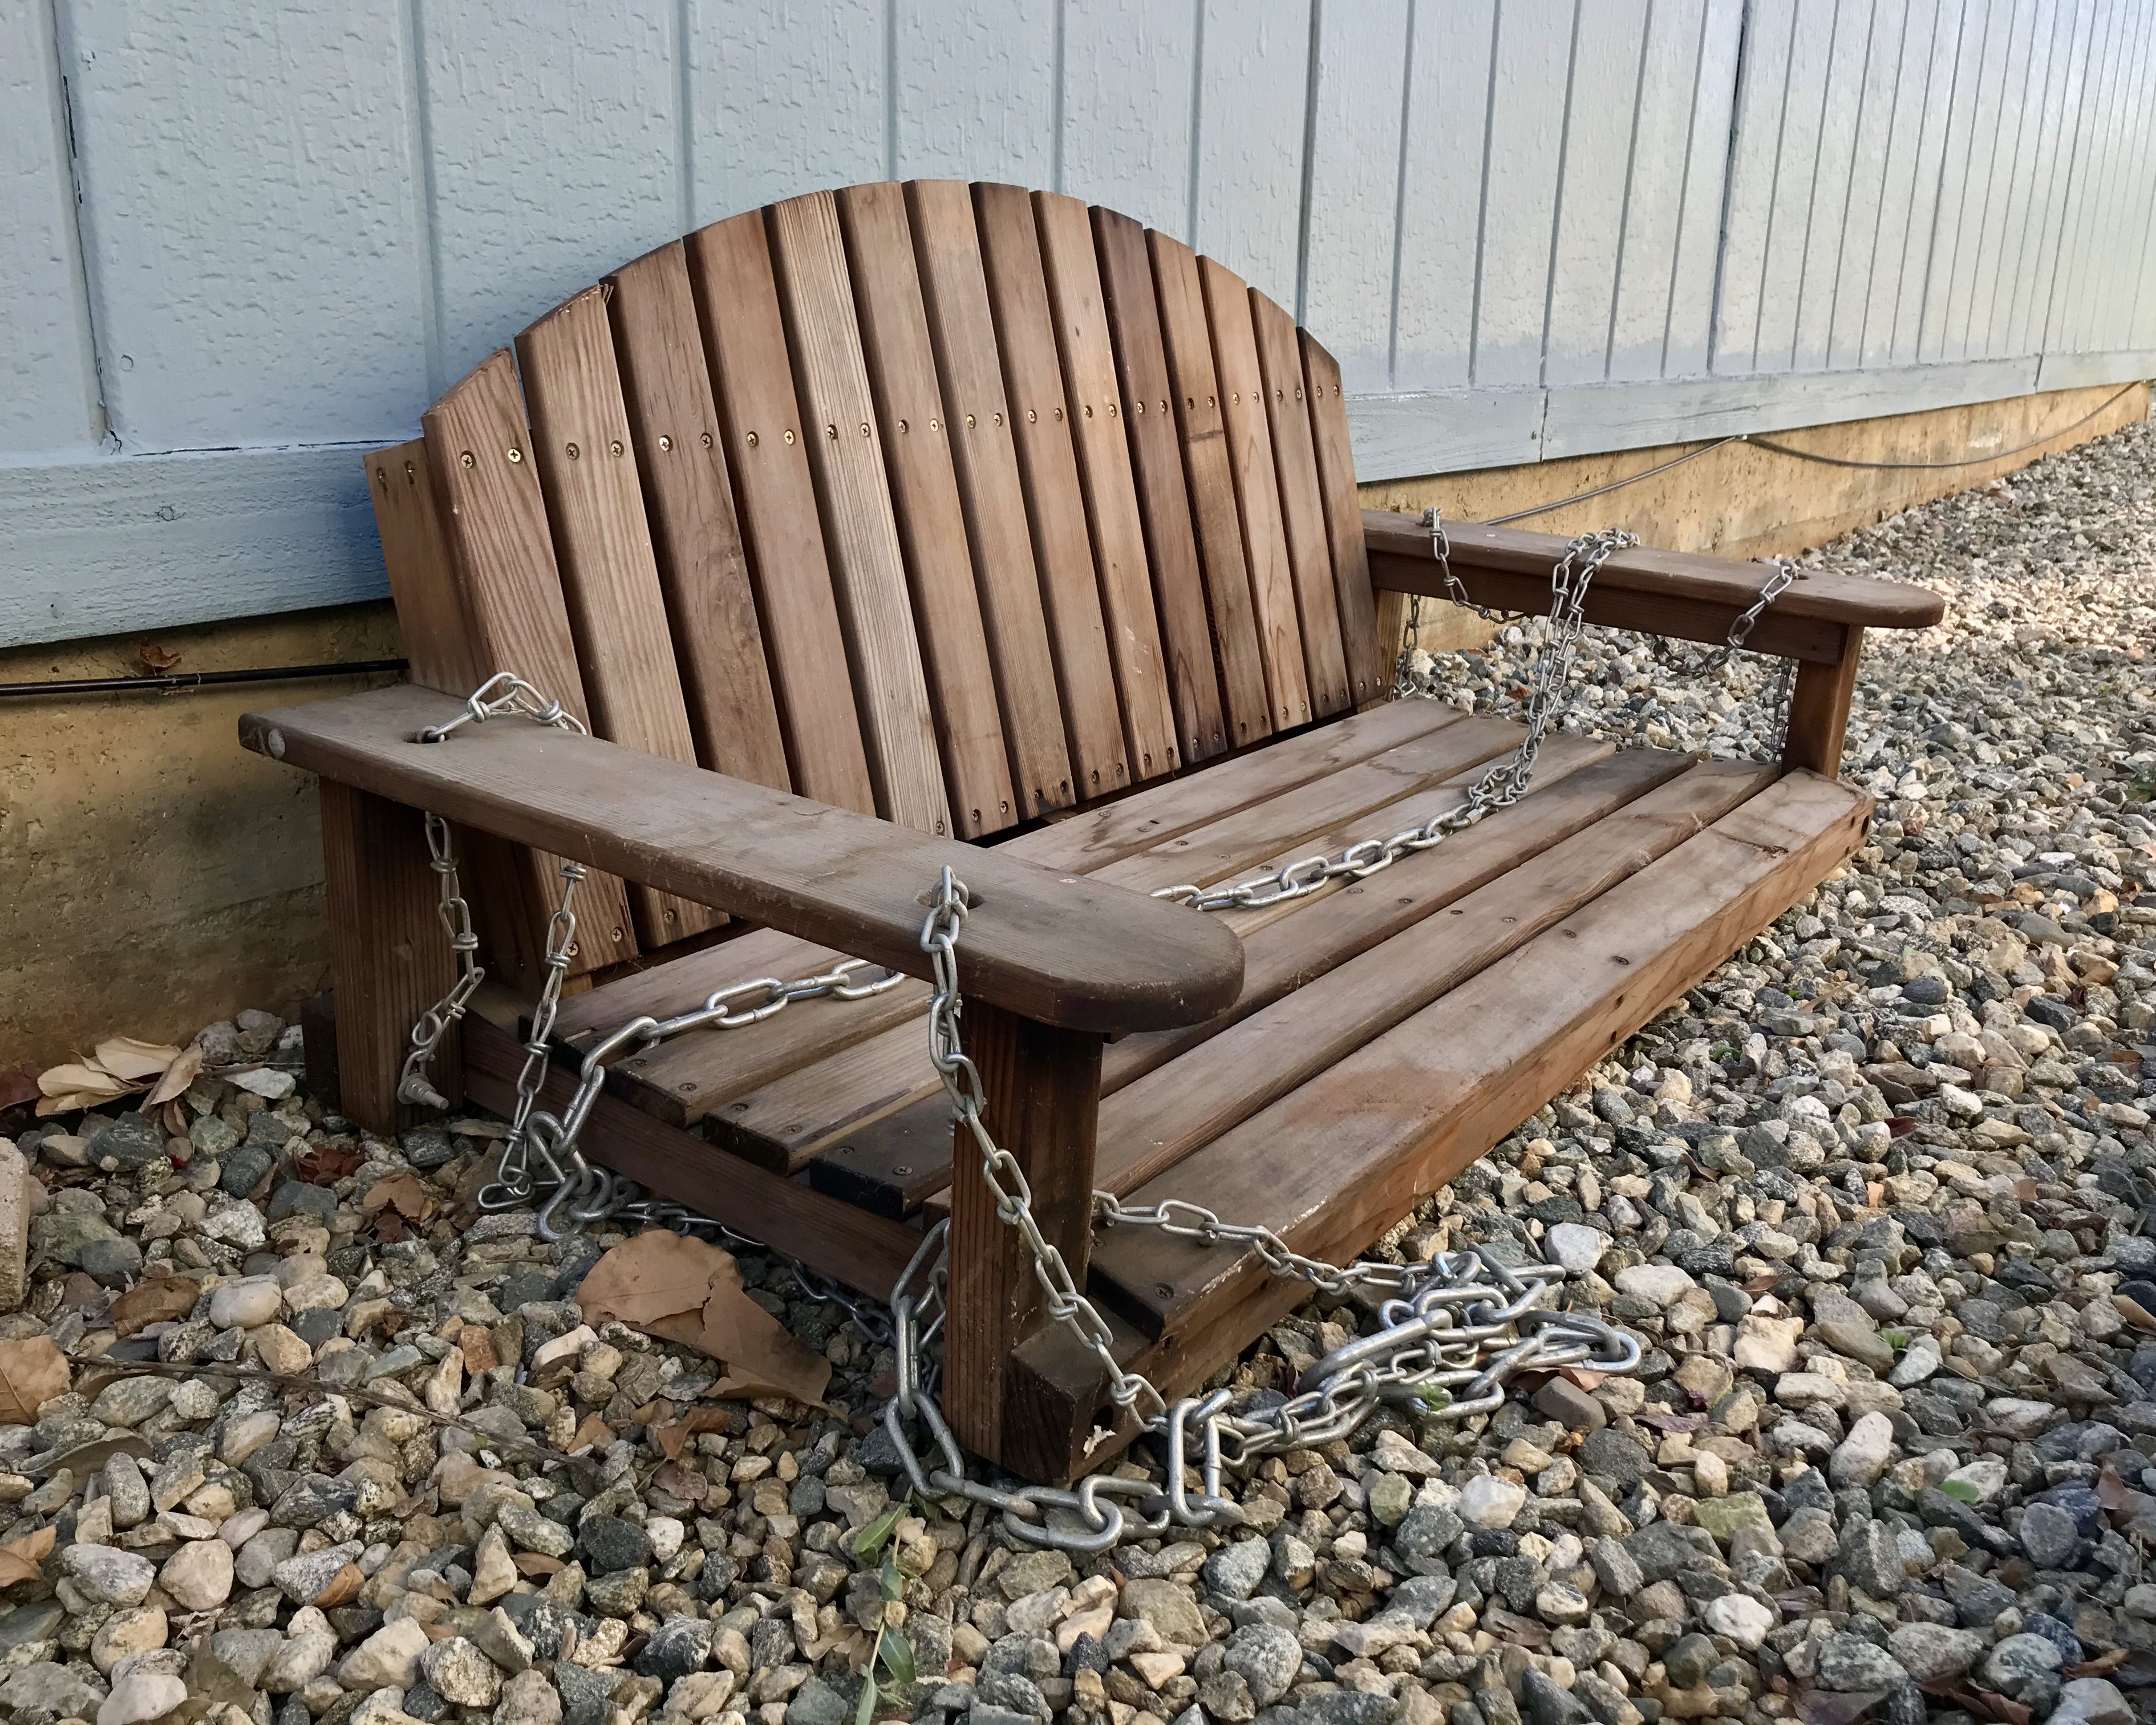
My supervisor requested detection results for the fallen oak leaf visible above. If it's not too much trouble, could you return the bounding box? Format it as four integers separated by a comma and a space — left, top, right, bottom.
362, 1171, 438, 1223
137, 641, 183, 673
110, 1274, 201, 1337
653, 1407, 732, 1461
144, 1043, 204, 1108
291, 1144, 363, 1185
94, 1037, 182, 1083
36, 1060, 142, 1115
0, 1523, 56, 1588
0, 1337, 70, 1425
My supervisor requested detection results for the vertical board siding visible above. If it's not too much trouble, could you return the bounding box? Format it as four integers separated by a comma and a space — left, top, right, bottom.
60, 0, 431, 450
891, 0, 1056, 185
422, 0, 683, 387
686, 0, 887, 220
3, 0, 100, 454
1057, 0, 1199, 237
13, 0, 2156, 646
1189, 0, 1312, 304
1299, 0, 1412, 394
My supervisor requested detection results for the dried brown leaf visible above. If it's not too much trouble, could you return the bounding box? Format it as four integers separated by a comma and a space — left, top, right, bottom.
36, 1062, 140, 1115
0, 1337, 70, 1425
144, 1044, 204, 1108
568, 1413, 615, 1455
110, 1275, 200, 1337
93, 1038, 183, 1083
0, 1523, 55, 1588
363, 1172, 437, 1222
653, 1407, 731, 1461
579, 1231, 831, 1408
291, 1144, 363, 1185
137, 642, 183, 673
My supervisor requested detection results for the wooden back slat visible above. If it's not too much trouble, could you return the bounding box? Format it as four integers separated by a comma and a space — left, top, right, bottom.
904, 182, 1077, 819
606, 241, 791, 791
1147, 233, 1274, 747
687, 211, 879, 818
973, 181, 1130, 800
1033, 190, 1178, 783
1200, 258, 1314, 731
833, 183, 1017, 840
418, 352, 638, 972
765, 192, 952, 837
1300, 333, 1387, 705
1092, 210, 1227, 766
367, 440, 480, 695
515, 288, 723, 946
1252, 291, 1352, 716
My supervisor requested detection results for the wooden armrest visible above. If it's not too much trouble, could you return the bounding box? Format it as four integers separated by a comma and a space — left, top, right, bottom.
241, 683, 1242, 1035
1363, 510, 1943, 662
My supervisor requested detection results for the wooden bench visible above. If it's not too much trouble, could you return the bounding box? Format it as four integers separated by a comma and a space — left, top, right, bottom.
241, 180, 1941, 1484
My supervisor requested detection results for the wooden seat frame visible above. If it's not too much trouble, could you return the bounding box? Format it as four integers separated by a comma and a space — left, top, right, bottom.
241, 181, 1941, 1484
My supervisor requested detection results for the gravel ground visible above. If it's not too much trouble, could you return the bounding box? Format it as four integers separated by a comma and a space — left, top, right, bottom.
2, 423, 2155, 1725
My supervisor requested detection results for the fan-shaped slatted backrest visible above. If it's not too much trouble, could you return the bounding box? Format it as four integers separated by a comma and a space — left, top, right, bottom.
367, 181, 1384, 967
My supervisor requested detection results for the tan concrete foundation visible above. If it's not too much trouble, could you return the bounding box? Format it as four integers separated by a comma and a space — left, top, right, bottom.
0, 379, 2146, 1074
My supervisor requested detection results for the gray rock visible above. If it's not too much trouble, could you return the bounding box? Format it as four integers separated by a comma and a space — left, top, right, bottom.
553, 1662, 618, 1725
633, 1615, 711, 1683
2020, 1500, 2080, 1568
0, 1663, 105, 1721
58, 1543, 157, 1606
1814, 1635, 1908, 1692
785, 1678, 852, 1725
578, 1513, 650, 1573
1203, 1538, 1271, 1601
1886, 1624, 1985, 1684
1622, 1521, 1719, 1584
418, 1636, 501, 1708
2051, 1678, 2134, 1725
89, 1115, 167, 1172
1225, 1622, 1301, 1707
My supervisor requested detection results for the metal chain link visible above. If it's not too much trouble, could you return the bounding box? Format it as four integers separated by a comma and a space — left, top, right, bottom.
1162, 525, 1639, 913
396, 813, 487, 1108
406, 676, 1645, 1552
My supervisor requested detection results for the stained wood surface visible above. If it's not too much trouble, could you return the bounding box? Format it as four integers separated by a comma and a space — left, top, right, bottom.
905, 179, 1078, 819
1365, 512, 1946, 631
835, 182, 1016, 839
1149, 233, 1271, 747
1250, 289, 1351, 717
688, 210, 878, 815
943, 1003, 1102, 1463
462, 1014, 917, 1297
515, 286, 720, 946
1201, 257, 1314, 730
319, 781, 459, 1134
419, 351, 637, 973
1092, 208, 1226, 764
366, 442, 480, 694
1298, 335, 1386, 704
1090, 770, 1873, 1342
241, 682, 1243, 1035
975, 181, 1130, 799
767, 192, 951, 836
605, 241, 791, 791
1785, 625, 1863, 776
1034, 189, 1179, 781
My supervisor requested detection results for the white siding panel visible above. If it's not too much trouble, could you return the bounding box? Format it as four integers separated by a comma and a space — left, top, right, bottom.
1885, 0, 1963, 364
1992, 1, 2069, 357
62, 0, 429, 450
1541, 0, 1650, 389
1712, 0, 1796, 373
1824, 0, 1902, 372
3, 0, 100, 455
1058, 0, 1199, 238
1299, 0, 1409, 392
1663, 0, 1742, 377
424, 0, 683, 388
1189, 0, 1311, 301
1940, 0, 2016, 361
1392, 0, 1498, 393
1606, 0, 1709, 382
893, 0, 1056, 185
1472, 0, 1577, 390
1789, 0, 1874, 373
1754, 0, 1839, 373
686, 0, 886, 220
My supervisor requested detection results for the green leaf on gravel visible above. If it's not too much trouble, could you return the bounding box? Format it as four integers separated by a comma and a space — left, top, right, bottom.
855, 1671, 878, 1725
853, 1504, 904, 1557
881, 1631, 915, 1687
1939, 1479, 1979, 1503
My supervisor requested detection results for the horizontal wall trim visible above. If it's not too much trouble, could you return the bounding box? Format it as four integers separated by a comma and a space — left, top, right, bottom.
5, 351, 2153, 649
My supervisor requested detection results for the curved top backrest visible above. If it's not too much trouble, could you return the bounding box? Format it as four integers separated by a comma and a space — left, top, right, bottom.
369, 181, 1383, 920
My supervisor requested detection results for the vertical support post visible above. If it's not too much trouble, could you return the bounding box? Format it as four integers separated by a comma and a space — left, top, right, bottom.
318, 781, 460, 1134
1782, 625, 1864, 778
943, 998, 1104, 1467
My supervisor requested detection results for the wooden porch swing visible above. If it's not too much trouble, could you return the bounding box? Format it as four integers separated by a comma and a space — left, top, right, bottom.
240, 179, 1940, 1484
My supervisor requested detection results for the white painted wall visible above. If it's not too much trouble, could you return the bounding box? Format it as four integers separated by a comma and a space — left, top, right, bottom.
6, 0, 2155, 646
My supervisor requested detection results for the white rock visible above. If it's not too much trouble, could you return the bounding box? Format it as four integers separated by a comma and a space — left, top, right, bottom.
1543, 1224, 1607, 1274
1943, 1458, 2008, 1503
645, 1515, 686, 1564
159, 1539, 234, 1611
98, 1670, 186, 1725
338, 1618, 431, 1691
1614, 1264, 1694, 1305
208, 1277, 283, 1330
1733, 1314, 1802, 1374
2052, 1678, 2134, 1725
1703, 1594, 1776, 1649
1458, 1475, 1527, 1530
1830, 1412, 1897, 1487
231, 1067, 296, 1100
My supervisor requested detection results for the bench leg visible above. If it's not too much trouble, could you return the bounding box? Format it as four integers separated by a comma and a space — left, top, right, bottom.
1783, 624, 1863, 778
943, 1000, 1104, 1468
318, 781, 461, 1135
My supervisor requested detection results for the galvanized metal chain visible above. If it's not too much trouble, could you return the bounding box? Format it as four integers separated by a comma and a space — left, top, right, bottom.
884, 868, 1643, 1551
403, 678, 1644, 1551
396, 814, 487, 1108
415, 670, 590, 744
1655, 556, 1801, 754
1162, 525, 1640, 912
